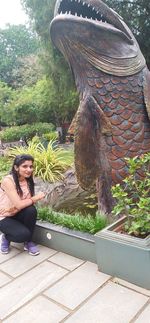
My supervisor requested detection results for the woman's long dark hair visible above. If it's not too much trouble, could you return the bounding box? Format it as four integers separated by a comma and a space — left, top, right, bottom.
10, 154, 35, 197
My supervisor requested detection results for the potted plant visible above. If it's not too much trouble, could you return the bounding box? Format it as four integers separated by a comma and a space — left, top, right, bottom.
95, 154, 150, 289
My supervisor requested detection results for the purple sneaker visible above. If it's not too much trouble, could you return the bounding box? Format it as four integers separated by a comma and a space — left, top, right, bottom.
24, 241, 40, 256
1, 234, 10, 254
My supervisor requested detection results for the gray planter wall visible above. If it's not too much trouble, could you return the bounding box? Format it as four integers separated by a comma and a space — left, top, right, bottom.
33, 218, 150, 290
33, 221, 96, 263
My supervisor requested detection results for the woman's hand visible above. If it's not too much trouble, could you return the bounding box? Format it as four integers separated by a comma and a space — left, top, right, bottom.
0, 206, 18, 216
0, 208, 8, 216
31, 192, 46, 204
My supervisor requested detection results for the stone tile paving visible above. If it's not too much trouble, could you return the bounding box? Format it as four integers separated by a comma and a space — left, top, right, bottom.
0, 243, 149, 323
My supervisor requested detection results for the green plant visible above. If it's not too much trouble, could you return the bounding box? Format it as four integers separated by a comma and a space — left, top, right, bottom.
30, 133, 58, 150
112, 154, 150, 237
42, 132, 58, 142
8, 140, 74, 182
0, 123, 54, 142
0, 157, 12, 181
38, 207, 108, 234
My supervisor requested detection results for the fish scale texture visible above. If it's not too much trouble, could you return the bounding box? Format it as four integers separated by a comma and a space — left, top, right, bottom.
86, 67, 150, 183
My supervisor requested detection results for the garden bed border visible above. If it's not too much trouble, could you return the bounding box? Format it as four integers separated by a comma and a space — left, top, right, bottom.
33, 220, 96, 263
33, 218, 150, 289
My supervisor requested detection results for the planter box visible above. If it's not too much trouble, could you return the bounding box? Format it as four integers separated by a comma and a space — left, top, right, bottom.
95, 217, 150, 289
33, 220, 96, 263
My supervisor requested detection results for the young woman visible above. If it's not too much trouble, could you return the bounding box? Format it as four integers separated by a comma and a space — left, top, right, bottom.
0, 154, 45, 256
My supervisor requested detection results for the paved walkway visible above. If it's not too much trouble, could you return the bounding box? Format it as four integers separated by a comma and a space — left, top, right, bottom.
0, 241, 149, 323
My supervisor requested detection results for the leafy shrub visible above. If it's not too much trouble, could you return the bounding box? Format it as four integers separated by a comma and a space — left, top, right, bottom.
8, 140, 74, 182
29, 132, 58, 150
0, 123, 55, 142
38, 207, 108, 234
112, 154, 150, 237
0, 157, 12, 181
42, 132, 58, 142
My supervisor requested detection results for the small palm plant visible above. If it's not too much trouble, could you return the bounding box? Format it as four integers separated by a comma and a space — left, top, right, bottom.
111, 154, 150, 237
8, 140, 74, 182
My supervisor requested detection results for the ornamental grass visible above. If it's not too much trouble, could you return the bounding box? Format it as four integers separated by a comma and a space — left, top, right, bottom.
8, 140, 74, 182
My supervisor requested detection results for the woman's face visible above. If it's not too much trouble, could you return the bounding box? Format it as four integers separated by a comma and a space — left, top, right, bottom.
15, 160, 34, 179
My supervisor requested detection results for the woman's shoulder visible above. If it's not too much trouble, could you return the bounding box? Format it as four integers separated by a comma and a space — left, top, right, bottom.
1, 175, 15, 187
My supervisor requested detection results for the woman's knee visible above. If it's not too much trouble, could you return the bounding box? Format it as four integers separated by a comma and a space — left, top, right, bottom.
14, 228, 31, 242
23, 205, 37, 218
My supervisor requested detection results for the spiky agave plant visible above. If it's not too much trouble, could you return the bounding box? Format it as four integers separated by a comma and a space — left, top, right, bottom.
8, 140, 74, 182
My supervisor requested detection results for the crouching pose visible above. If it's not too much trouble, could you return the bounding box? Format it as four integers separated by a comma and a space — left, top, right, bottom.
0, 154, 45, 255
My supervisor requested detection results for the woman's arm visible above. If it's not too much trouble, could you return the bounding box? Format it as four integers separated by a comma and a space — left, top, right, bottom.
1, 177, 33, 211
1, 177, 46, 213
31, 192, 46, 203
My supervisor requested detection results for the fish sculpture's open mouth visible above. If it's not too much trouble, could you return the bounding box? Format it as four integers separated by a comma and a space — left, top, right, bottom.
54, 0, 132, 40
51, 0, 145, 76
58, 0, 113, 23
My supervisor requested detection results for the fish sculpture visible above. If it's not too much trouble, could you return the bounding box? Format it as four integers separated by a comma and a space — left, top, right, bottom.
50, 0, 150, 212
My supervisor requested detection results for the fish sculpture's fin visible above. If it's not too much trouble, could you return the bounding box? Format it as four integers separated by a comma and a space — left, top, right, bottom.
143, 67, 150, 119
74, 94, 112, 190
68, 113, 77, 135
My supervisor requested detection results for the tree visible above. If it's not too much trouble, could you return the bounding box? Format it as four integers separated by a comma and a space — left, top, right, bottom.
2, 77, 78, 126
12, 54, 44, 88
21, 0, 78, 125
1, 84, 40, 126
105, 0, 150, 68
0, 81, 14, 126
0, 24, 39, 87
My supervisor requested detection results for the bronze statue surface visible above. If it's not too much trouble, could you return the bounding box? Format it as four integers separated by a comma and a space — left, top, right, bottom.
50, 0, 150, 212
